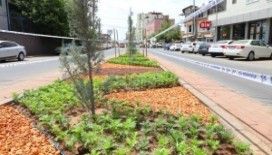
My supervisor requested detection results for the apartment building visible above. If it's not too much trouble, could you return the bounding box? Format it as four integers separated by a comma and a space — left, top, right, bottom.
0, 0, 8, 30
136, 12, 172, 42
208, 0, 272, 44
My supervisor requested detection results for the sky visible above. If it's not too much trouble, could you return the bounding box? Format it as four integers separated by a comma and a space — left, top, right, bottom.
97, 0, 207, 40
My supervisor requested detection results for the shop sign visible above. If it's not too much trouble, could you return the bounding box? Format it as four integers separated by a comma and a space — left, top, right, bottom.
200, 21, 212, 29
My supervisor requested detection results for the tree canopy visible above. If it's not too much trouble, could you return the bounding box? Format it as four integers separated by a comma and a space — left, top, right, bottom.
11, 0, 69, 36
152, 20, 181, 43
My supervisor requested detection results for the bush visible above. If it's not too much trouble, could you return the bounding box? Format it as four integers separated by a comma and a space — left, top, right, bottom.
108, 53, 159, 67
102, 71, 179, 93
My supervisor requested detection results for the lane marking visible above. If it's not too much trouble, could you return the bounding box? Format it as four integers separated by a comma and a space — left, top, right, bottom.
0, 58, 59, 69
156, 51, 272, 87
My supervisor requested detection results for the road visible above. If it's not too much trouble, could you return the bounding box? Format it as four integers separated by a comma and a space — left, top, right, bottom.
149, 48, 272, 105
0, 48, 122, 90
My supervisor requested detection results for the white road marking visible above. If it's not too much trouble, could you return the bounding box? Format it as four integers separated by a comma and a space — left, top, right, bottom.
0, 58, 59, 69
156, 51, 272, 87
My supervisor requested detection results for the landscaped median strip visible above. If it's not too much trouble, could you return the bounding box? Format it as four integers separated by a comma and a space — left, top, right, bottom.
0, 53, 252, 154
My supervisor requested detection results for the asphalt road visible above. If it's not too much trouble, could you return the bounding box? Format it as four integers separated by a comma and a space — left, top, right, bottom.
0, 48, 122, 89
150, 48, 272, 105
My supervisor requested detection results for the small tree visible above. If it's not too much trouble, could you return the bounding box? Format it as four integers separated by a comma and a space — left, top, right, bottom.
127, 10, 137, 55
60, 0, 102, 117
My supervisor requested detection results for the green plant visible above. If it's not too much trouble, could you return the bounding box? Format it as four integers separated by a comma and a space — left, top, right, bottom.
234, 141, 251, 155
153, 148, 171, 155
102, 71, 179, 93
108, 53, 158, 67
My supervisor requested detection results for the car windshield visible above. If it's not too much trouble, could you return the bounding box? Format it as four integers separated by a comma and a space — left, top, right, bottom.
231, 40, 250, 44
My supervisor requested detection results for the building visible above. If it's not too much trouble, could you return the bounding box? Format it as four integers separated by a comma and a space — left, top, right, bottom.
0, 0, 9, 30
208, 0, 272, 44
136, 12, 173, 42
181, 5, 215, 42
146, 17, 175, 38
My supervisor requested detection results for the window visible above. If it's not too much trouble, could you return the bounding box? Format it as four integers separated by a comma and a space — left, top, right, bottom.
188, 25, 192, 33
1, 42, 18, 48
251, 40, 260, 46
0, 0, 2, 7
232, 0, 237, 4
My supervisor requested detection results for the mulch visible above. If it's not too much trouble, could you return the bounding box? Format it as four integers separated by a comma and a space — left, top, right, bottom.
0, 105, 60, 155
95, 63, 162, 76
106, 87, 211, 122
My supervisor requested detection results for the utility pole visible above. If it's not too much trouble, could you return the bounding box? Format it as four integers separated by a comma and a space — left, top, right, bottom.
193, 0, 197, 41
215, 0, 219, 42
116, 29, 120, 56
113, 29, 117, 57
144, 29, 147, 57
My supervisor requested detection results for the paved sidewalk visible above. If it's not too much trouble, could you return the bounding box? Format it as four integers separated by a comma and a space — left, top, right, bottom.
0, 69, 61, 104
149, 53, 272, 154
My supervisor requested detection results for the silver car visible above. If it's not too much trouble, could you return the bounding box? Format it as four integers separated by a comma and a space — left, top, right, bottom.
0, 41, 26, 61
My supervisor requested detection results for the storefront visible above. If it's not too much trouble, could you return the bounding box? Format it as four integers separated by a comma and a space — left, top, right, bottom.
217, 25, 231, 40
233, 23, 245, 40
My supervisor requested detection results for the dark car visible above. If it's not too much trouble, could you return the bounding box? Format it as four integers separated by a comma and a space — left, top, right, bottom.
197, 42, 211, 56
164, 43, 172, 50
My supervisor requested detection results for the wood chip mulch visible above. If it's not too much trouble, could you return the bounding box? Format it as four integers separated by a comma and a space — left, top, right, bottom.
95, 63, 162, 76
0, 105, 60, 155
106, 87, 211, 121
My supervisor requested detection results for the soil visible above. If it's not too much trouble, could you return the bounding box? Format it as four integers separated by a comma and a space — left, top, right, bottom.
106, 87, 211, 122
95, 63, 162, 76
0, 105, 60, 155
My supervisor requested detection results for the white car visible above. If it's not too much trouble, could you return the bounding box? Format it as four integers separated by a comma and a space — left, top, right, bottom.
0, 41, 26, 61
209, 40, 233, 57
170, 43, 181, 51
181, 42, 194, 53
223, 40, 272, 61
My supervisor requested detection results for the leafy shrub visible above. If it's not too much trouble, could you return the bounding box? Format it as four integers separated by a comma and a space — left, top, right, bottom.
102, 71, 179, 93
15, 80, 251, 155
108, 53, 159, 67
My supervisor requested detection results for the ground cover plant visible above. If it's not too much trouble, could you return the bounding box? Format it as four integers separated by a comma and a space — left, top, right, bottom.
108, 53, 159, 67
102, 71, 179, 93
14, 78, 251, 155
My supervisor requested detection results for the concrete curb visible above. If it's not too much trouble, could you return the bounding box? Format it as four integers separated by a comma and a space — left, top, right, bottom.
148, 54, 272, 155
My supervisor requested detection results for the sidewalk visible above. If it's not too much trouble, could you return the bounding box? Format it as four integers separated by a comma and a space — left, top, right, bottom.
149, 53, 272, 155
0, 69, 61, 105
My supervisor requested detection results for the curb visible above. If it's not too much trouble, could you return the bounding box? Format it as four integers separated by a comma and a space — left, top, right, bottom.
148, 54, 272, 155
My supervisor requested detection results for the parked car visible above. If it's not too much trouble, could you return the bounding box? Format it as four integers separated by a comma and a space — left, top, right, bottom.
181, 42, 194, 53
223, 40, 272, 61
198, 42, 211, 56
164, 43, 172, 50
193, 41, 205, 54
0, 40, 26, 61
170, 43, 181, 51
156, 43, 163, 48
208, 40, 233, 57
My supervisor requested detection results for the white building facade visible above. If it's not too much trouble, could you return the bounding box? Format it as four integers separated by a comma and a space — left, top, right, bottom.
208, 0, 272, 44
0, 0, 8, 30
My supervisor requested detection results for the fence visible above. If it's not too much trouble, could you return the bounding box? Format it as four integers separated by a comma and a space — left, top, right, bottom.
0, 30, 77, 55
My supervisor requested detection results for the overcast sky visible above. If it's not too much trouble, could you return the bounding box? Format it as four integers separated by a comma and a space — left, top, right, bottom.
97, 0, 207, 40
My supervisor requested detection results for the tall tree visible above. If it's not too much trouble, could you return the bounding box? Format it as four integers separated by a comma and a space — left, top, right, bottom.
11, 0, 69, 36
127, 9, 137, 55
60, 0, 102, 117
154, 20, 181, 43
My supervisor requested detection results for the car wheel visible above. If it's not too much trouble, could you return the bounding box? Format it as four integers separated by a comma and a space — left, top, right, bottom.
202, 54, 205, 56
181, 51, 185, 53
18, 52, 25, 61
228, 57, 234, 60
270, 53, 272, 59
211, 54, 216, 57
247, 52, 255, 61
